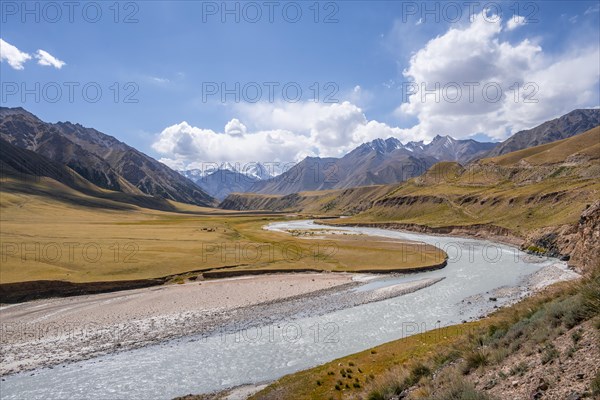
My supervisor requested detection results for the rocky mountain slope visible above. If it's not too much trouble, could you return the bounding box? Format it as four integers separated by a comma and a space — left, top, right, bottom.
0, 138, 182, 211
183, 169, 259, 200
181, 163, 273, 200
247, 136, 493, 195
0, 107, 215, 207
485, 108, 600, 158
410, 135, 496, 163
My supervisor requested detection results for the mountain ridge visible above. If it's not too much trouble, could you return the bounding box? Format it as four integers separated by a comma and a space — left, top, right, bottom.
485, 108, 600, 158
0, 107, 215, 207
246, 135, 494, 195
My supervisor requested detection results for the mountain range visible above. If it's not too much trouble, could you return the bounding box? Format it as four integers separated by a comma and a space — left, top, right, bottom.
1, 107, 598, 207
231, 109, 599, 196
485, 109, 600, 157
246, 135, 495, 195
0, 107, 215, 207
181, 163, 273, 200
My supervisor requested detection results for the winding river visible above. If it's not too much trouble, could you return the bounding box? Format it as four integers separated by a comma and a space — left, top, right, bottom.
0, 220, 565, 399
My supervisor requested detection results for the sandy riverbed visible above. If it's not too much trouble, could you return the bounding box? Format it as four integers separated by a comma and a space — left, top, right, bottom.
0, 272, 447, 377
0, 273, 354, 375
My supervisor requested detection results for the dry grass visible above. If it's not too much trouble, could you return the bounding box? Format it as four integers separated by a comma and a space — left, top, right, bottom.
0, 188, 444, 284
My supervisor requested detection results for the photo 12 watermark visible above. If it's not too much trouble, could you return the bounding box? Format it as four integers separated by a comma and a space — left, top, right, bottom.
0, 319, 340, 345
399, 1, 539, 24
0, 241, 140, 264
1, 1, 140, 24
400, 81, 539, 104
200, 1, 340, 24
201, 81, 339, 103
1, 81, 140, 104
200, 241, 338, 264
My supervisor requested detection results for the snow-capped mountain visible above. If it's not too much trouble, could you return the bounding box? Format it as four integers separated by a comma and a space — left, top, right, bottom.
418, 135, 496, 164
248, 136, 496, 195
180, 162, 274, 200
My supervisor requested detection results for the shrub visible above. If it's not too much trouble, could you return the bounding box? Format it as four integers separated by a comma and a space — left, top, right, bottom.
591, 369, 600, 396
431, 378, 497, 400
463, 350, 489, 374
509, 362, 528, 376
540, 344, 559, 365
433, 349, 462, 366
490, 347, 509, 364
571, 329, 583, 344
526, 245, 546, 254
580, 272, 600, 320
408, 363, 432, 385
367, 391, 384, 400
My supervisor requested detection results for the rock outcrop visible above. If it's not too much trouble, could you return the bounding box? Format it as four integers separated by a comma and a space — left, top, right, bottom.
570, 201, 600, 272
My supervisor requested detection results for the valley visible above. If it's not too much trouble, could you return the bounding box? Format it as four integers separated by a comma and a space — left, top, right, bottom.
2, 2, 600, 399
0, 97, 598, 400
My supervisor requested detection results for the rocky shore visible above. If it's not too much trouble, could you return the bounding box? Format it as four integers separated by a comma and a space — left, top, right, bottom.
0, 273, 444, 376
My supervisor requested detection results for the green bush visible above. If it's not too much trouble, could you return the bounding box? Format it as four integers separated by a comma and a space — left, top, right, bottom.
408, 363, 432, 384
431, 379, 498, 400
509, 362, 528, 376
367, 391, 385, 400
571, 329, 583, 344
540, 343, 559, 364
462, 350, 489, 374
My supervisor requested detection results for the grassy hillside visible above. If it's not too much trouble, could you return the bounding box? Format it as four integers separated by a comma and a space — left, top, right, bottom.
0, 173, 445, 284
482, 126, 600, 166
221, 127, 600, 239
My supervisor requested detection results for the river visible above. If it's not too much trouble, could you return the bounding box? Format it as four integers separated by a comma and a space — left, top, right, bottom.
0, 220, 566, 399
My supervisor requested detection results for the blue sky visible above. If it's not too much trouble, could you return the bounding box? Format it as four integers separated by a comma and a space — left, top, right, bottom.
1, 1, 599, 168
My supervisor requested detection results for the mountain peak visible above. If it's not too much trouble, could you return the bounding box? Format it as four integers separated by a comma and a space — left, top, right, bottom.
360, 137, 403, 154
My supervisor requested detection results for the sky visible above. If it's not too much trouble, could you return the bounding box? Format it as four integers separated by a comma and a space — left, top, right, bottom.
1, 0, 599, 170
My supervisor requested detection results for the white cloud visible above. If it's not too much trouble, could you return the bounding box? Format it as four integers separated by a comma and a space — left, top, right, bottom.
152, 77, 170, 84
224, 118, 247, 137
154, 12, 600, 169
35, 49, 66, 69
152, 101, 415, 169
506, 15, 526, 30
397, 12, 600, 140
585, 4, 600, 14
0, 39, 31, 70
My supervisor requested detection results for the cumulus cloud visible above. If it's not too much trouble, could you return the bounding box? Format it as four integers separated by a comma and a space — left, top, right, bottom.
224, 118, 247, 137
0, 39, 31, 70
506, 15, 526, 31
397, 11, 600, 140
152, 101, 413, 169
35, 49, 66, 69
154, 12, 600, 168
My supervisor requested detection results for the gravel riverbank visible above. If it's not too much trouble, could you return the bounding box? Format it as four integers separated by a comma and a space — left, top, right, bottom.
0, 273, 444, 376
